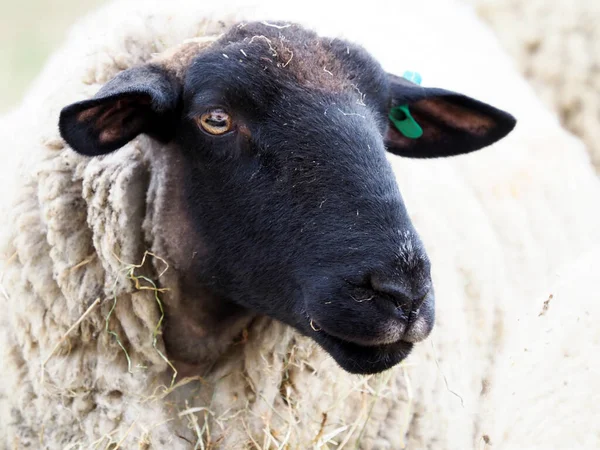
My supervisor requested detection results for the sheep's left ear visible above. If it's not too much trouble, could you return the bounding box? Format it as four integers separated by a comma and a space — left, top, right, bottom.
59, 65, 181, 156
384, 74, 516, 158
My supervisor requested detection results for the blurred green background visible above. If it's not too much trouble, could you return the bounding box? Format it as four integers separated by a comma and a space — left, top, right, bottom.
0, 0, 107, 113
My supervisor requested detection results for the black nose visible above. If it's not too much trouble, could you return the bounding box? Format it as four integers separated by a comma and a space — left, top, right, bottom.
370, 274, 431, 313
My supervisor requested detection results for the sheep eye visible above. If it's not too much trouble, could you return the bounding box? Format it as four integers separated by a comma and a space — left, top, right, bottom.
198, 109, 232, 135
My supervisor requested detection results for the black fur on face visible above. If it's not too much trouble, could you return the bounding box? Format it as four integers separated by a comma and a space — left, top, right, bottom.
59, 22, 516, 374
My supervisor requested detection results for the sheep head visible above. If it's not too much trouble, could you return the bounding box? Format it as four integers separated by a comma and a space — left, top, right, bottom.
58, 22, 516, 374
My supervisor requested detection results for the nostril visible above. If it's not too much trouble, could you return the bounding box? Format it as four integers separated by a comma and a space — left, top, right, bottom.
370, 278, 411, 308
370, 275, 431, 311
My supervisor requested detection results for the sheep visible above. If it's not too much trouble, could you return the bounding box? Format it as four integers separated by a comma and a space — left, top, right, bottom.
1, 0, 599, 449
56, 20, 518, 376
466, 0, 600, 172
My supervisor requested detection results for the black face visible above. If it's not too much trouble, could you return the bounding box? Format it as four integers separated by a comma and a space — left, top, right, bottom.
59, 22, 516, 374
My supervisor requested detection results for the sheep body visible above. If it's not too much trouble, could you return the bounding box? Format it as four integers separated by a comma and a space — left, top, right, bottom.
1, 0, 599, 448
482, 245, 600, 449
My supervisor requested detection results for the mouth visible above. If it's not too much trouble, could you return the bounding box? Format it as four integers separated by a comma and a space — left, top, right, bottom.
310, 326, 414, 374
304, 289, 435, 374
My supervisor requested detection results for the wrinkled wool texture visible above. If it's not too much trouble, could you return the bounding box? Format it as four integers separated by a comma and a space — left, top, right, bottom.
467, 0, 600, 171
0, 0, 599, 449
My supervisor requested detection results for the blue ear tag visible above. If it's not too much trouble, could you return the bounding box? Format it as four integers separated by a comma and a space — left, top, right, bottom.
389, 71, 423, 139
402, 71, 422, 85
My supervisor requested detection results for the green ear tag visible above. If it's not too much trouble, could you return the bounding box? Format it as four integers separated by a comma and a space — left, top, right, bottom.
389, 105, 423, 139
389, 71, 424, 139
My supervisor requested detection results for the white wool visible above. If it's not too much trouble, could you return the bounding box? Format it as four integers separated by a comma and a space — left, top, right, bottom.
466, 0, 600, 171
1, 0, 599, 448
481, 246, 600, 449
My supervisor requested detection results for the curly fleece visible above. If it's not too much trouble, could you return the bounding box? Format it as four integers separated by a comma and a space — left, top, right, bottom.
0, 0, 599, 449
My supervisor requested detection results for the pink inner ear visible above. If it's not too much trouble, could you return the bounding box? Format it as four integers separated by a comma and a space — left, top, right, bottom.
98, 111, 147, 144
96, 106, 134, 144
77, 95, 152, 145
99, 127, 122, 144
386, 108, 443, 149
415, 98, 495, 136
76, 105, 103, 123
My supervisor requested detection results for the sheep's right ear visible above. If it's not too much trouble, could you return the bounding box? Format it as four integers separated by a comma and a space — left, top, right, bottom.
59, 65, 181, 156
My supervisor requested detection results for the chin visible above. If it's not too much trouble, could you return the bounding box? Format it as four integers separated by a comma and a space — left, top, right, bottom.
299, 290, 435, 374
313, 330, 415, 374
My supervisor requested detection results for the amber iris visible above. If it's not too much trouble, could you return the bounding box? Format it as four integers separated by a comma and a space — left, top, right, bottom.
198, 109, 232, 135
